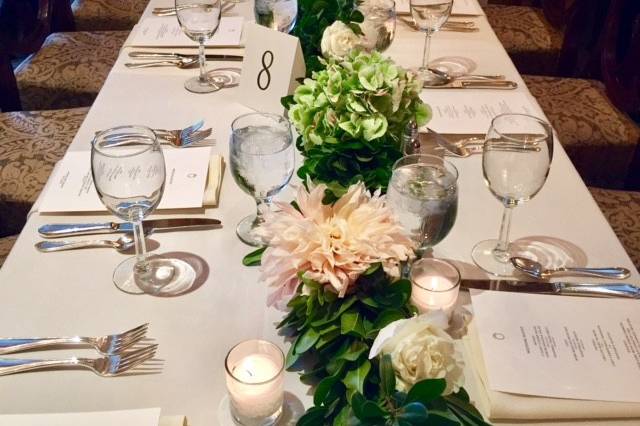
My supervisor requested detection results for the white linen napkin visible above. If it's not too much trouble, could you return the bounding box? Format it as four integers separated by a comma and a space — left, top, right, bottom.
462, 321, 640, 421
203, 154, 224, 207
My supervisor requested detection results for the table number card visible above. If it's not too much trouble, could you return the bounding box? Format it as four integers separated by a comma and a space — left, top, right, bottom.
237, 23, 305, 114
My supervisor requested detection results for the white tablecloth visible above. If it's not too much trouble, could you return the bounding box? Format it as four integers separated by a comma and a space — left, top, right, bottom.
0, 1, 637, 425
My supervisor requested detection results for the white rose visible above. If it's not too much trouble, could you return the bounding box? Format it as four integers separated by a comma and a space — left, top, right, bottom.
321, 21, 360, 60
369, 312, 465, 395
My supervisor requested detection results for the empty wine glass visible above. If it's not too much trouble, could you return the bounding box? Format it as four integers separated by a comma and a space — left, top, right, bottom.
410, 0, 453, 84
175, 0, 222, 93
471, 113, 554, 276
92, 126, 195, 295
387, 154, 458, 256
255, 0, 298, 33
359, 0, 396, 52
230, 113, 295, 246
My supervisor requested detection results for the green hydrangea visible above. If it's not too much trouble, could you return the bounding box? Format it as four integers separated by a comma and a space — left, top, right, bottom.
286, 50, 431, 200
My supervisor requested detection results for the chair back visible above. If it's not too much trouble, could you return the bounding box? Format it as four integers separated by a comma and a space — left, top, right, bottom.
601, 0, 640, 119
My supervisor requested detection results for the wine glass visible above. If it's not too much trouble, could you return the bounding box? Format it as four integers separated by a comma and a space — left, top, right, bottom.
387, 154, 458, 256
410, 0, 453, 85
255, 0, 298, 33
471, 113, 554, 276
358, 0, 396, 52
230, 113, 295, 246
91, 126, 195, 295
175, 0, 222, 93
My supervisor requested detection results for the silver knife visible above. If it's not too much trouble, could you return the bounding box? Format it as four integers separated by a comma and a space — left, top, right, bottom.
461, 279, 640, 299
38, 218, 222, 238
426, 80, 518, 89
129, 51, 243, 61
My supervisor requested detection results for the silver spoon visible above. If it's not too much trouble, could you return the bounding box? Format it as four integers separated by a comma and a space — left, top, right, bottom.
511, 256, 631, 280
36, 235, 135, 253
124, 57, 199, 69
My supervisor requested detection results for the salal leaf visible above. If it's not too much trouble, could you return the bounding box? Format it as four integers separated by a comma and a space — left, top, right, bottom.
380, 354, 396, 397
341, 309, 365, 337
242, 246, 265, 266
406, 379, 446, 404
295, 328, 320, 355
342, 359, 371, 397
396, 402, 428, 424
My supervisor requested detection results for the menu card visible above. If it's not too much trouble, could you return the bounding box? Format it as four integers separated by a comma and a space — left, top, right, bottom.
396, 0, 483, 16
470, 290, 640, 403
423, 91, 538, 133
126, 16, 244, 47
39, 148, 211, 213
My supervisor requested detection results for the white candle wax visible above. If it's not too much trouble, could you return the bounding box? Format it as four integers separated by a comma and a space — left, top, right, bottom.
226, 354, 284, 420
411, 274, 458, 314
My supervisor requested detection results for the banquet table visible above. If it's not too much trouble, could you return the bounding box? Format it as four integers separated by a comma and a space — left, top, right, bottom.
0, 1, 638, 425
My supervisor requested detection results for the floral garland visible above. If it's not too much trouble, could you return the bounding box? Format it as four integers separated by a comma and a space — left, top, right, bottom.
244, 184, 490, 425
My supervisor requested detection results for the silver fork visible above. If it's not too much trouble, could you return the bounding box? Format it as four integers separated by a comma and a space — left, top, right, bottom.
101, 128, 214, 148
0, 323, 148, 356
0, 344, 158, 377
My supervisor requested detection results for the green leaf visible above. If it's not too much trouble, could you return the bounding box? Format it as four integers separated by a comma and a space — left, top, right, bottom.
342, 359, 371, 396
396, 402, 428, 424
337, 341, 368, 362
380, 354, 396, 397
242, 246, 266, 266
314, 375, 341, 406
426, 411, 462, 426
295, 327, 320, 355
298, 407, 328, 426
406, 379, 447, 405
370, 309, 406, 334
341, 310, 365, 337
285, 340, 301, 370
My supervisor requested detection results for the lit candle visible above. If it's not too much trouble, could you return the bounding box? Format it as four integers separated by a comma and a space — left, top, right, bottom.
410, 258, 461, 317
225, 340, 284, 426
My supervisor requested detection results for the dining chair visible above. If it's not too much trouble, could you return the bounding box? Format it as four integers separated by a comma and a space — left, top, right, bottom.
483, 0, 580, 76
522, 0, 640, 189
71, 0, 149, 31
0, 106, 89, 239
0, 0, 129, 111
589, 187, 640, 268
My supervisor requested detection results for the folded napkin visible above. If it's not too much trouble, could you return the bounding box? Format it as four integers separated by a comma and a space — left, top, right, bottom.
462, 322, 640, 422
203, 154, 224, 207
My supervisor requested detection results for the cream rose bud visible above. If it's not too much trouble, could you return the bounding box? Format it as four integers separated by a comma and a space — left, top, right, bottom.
369, 312, 465, 395
321, 21, 360, 59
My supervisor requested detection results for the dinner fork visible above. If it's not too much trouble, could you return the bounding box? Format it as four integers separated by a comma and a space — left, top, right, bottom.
0, 323, 149, 356
102, 128, 214, 148
0, 344, 158, 377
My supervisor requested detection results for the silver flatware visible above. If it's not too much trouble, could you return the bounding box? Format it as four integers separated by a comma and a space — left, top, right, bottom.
36, 235, 135, 253
0, 324, 148, 356
152, 2, 233, 16
0, 344, 158, 377
425, 80, 518, 89
461, 279, 640, 298
125, 57, 200, 69
38, 218, 222, 238
428, 67, 505, 83
128, 51, 243, 62
511, 256, 631, 280
104, 128, 213, 148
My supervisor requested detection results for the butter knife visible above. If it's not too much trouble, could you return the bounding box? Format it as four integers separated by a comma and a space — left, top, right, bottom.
461, 279, 640, 299
128, 51, 243, 61
38, 218, 222, 238
426, 80, 518, 89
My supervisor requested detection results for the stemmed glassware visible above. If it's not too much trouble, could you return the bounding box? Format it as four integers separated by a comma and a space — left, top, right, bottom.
91, 126, 195, 295
387, 154, 458, 257
254, 0, 298, 33
409, 0, 453, 84
471, 113, 554, 276
358, 0, 397, 52
230, 113, 295, 247
175, 0, 222, 93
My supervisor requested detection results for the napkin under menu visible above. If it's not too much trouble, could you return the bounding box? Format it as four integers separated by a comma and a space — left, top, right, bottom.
39, 148, 212, 213
464, 290, 640, 420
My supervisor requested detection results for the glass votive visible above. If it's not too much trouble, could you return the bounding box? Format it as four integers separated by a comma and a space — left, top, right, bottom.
224, 339, 285, 426
410, 258, 461, 317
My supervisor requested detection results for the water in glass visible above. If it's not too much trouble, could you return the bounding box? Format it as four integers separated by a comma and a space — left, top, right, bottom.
388, 155, 458, 254
359, 0, 396, 52
255, 0, 298, 33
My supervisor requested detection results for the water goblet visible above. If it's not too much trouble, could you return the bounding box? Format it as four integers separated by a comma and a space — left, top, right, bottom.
175, 0, 222, 93
230, 113, 295, 247
409, 0, 453, 84
91, 126, 195, 295
387, 154, 458, 256
471, 113, 554, 276
254, 0, 298, 33
358, 0, 396, 52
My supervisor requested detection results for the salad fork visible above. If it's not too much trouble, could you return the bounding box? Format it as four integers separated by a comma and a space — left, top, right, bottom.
0, 344, 158, 377
0, 323, 148, 356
